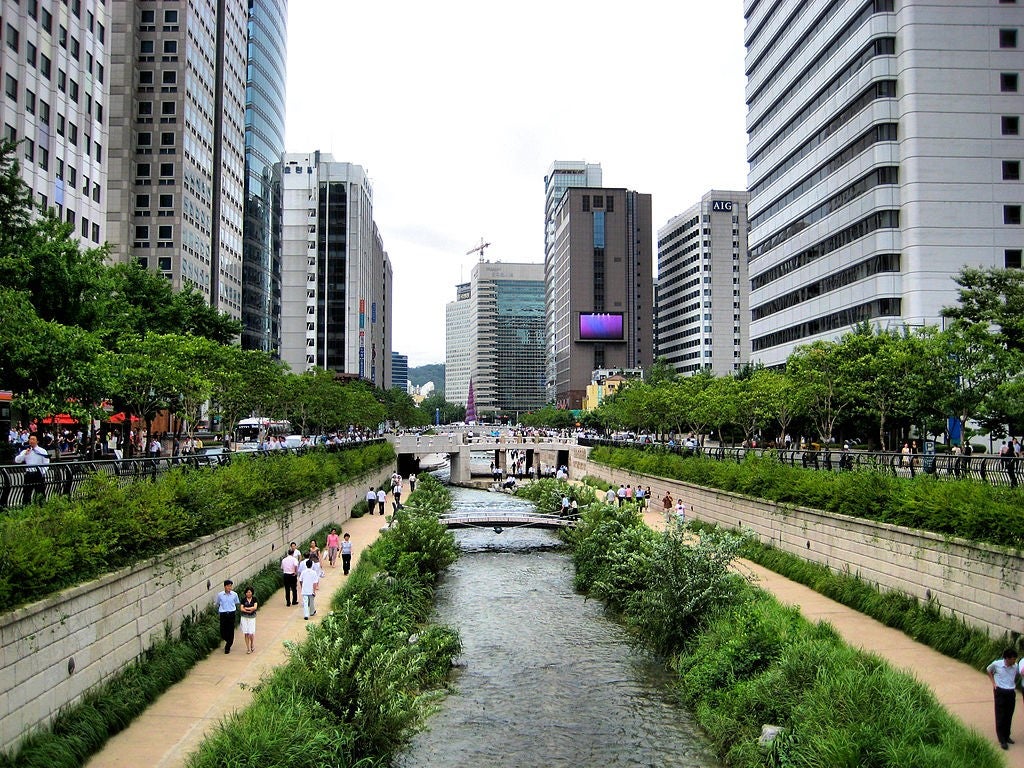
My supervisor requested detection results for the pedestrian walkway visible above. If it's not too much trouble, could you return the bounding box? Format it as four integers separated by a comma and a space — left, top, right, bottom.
85, 503, 392, 768
638, 507, 1024, 767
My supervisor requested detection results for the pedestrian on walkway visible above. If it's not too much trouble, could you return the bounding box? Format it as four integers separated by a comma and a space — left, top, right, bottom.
366, 486, 377, 516
239, 586, 258, 654
299, 558, 319, 619
326, 528, 340, 568
281, 546, 299, 606
377, 487, 387, 515
987, 647, 1021, 749
341, 532, 352, 575
14, 435, 50, 505
409, 473, 417, 493
216, 579, 240, 654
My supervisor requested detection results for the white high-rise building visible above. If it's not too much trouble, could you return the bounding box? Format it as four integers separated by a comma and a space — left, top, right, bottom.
657, 190, 750, 375
445, 281, 471, 407
1, 0, 109, 248
745, 0, 1023, 367
274, 152, 391, 387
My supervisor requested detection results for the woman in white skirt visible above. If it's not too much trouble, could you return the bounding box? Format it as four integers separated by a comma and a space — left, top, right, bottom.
239, 586, 258, 653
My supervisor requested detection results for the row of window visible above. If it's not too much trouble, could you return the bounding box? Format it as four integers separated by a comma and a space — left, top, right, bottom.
752, 298, 902, 352
25, 0, 106, 41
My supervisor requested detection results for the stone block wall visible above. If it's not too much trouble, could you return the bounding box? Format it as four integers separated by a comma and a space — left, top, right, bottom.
576, 447, 1023, 640
0, 465, 394, 751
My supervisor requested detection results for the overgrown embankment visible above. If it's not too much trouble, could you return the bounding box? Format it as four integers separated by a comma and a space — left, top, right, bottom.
0, 442, 394, 612
519, 479, 1003, 768
185, 474, 461, 768
590, 445, 1024, 549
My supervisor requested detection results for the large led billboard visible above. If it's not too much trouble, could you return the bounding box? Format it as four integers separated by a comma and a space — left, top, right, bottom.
578, 312, 624, 341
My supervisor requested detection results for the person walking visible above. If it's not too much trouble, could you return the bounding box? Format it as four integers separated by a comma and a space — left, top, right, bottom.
298, 558, 320, 620
281, 546, 299, 606
366, 486, 378, 516
14, 435, 50, 505
216, 579, 240, 654
377, 487, 387, 515
239, 586, 258, 654
341, 532, 353, 575
987, 648, 1021, 749
409, 473, 417, 493
326, 528, 340, 568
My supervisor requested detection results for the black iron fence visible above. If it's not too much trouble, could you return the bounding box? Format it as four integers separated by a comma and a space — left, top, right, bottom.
0, 440, 386, 510
578, 438, 1022, 489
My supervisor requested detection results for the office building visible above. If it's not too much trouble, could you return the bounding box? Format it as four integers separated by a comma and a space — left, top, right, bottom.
468, 260, 546, 421
657, 190, 750, 375
445, 281, 471, 406
274, 152, 392, 388
391, 351, 408, 393
543, 161, 602, 400
1, 0, 110, 247
106, 0, 247, 318
745, 0, 1023, 367
241, 0, 287, 353
548, 186, 654, 409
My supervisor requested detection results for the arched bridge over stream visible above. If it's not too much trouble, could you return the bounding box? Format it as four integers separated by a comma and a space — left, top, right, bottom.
438, 512, 577, 531
390, 432, 574, 484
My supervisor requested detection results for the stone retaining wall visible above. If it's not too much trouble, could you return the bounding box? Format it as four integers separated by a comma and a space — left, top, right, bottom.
573, 446, 1024, 639
0, 465, 394, 751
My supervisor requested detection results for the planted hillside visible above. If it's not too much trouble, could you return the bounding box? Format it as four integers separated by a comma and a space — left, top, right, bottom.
590, 445, 1024, 549
0, 442, 394, 612
186, 474, 461, 768
554, 487, 1003, 768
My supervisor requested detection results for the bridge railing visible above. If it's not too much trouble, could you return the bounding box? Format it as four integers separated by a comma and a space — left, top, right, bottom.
0, 440, 386, 510
577, 438, 1023, 489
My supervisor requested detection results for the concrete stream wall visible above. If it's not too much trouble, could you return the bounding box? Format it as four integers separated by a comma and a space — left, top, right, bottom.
0, 465, 394, 751
572, 446, 1024, 640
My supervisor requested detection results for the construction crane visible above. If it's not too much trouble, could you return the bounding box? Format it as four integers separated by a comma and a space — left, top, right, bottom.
466, 238, 491, 260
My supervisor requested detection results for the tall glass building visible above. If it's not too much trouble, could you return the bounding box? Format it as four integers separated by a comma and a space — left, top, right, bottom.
241, 0, 287, 353
467, 261, 546, 420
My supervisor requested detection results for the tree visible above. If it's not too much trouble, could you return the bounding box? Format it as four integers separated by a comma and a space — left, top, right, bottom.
942, 267, 1024, 353
786, 339, 855, 444
418, 392, 466, 426
0, 141, 37, 283
209, 347, 288, 436
383, 387, 425, 428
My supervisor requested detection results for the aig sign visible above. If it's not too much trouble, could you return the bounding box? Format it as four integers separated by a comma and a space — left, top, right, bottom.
711, 200, 733, 212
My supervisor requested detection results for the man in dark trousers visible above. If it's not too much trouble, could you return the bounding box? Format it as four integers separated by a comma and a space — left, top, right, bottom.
216, 579, 241, 653
987, 648, 1021, 749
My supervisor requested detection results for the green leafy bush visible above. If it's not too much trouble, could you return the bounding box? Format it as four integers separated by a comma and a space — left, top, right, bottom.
0, 443, 395, 612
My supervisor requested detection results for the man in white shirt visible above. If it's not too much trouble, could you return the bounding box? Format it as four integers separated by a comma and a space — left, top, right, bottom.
298, 558, 320, 619
14, 435, 50, 505
280, 547, 299, 607
987, 648, 1021, 749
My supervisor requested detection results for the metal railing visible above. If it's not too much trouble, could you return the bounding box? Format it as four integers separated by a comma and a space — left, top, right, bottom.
0, 439, 386, 510
577, 438, 1023, 489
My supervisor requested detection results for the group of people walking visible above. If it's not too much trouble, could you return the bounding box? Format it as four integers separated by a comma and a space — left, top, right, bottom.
365, 473, 416, 516
216, 530, 356, 654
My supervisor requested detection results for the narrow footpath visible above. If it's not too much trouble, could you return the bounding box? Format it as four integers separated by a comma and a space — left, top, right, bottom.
85, 499, 392, 768
639, 506, 1024, 767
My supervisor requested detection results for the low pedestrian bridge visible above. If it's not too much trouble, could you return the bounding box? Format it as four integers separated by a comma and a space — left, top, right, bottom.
438, 512, 577, 530
390, 432, 574, 484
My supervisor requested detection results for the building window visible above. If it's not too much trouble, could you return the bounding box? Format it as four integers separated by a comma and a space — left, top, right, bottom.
161, 71, 176, 85
158, 225, 172, 240
159, 162, 174, 177
40, 54, 51, 79
138, 132, 152, 146
6, 24, 19, 53
1000, 29, 1018, 48
160, 131, 174, 146
136, 194, 150, 209
1007, 249, 1023, 269
1006, 205, 1023, 225
161, 102, 175, 115
1004, 160, 1021, 180
163, 40, 177, 54
140, 40, 155, 55
159, 193, 173, 207
164, 9, 179, 23
1004, 116, 1021, 135
4, 74, 17, 101
1001, 73, 1020, 92
140, 10, 155, 25
25, 90, 35, 115
92, 223, 100, 243
40, 8, 52, 33
140, 71, 154, 85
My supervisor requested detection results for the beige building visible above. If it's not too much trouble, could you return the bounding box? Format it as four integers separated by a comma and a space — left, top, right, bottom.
1, 0, 110, 247
105, 0, 248, 319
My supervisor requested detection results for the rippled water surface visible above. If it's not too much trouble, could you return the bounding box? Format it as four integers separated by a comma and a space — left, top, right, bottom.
397, 487, 720, 768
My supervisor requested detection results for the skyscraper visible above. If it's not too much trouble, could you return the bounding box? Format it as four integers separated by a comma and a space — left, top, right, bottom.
468, 260, 546, 421
106, 0, 248, 319
548, 186, 654, 409
544, 161, 602, 401
391, 351, 408, 393
1, 0, 110, 248
445, 281, 471, 406
274, 152, 392, 388
241, 0, 287, 353
657, 190, 750, 375
745, 0, 1023, 367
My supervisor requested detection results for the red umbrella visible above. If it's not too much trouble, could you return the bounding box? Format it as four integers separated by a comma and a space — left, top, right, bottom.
108, 412, 140, 424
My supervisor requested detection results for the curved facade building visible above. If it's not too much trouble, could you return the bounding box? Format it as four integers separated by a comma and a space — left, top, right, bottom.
242, 0, 287, 353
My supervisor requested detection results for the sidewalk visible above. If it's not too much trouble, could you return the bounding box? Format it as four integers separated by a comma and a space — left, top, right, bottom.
639, 506, 1024, 767
85, 501, 393, 768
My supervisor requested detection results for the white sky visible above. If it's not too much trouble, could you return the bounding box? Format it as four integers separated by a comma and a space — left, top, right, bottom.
285, 1, 750, 368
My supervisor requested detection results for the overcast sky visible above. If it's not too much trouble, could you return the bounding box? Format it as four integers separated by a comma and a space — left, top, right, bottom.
285, 1, 750, 368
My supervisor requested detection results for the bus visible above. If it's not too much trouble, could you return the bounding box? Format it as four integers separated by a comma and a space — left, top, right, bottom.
234, 418, 293, 446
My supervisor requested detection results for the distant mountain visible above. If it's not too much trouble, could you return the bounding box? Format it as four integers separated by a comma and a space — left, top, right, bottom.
409, 363, 445, 393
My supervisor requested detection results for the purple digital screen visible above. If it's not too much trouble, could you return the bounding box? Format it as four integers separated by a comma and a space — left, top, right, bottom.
579, 313, 624, 341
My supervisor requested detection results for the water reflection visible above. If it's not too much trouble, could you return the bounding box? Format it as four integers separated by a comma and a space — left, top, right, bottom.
397, 486, 720, 768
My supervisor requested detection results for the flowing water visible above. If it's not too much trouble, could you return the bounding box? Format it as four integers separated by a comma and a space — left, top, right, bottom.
396, 486, 721, 768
